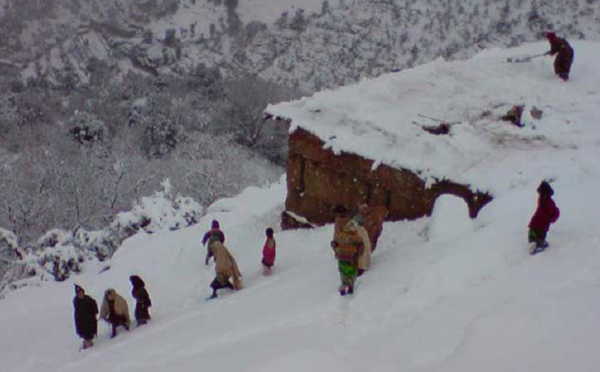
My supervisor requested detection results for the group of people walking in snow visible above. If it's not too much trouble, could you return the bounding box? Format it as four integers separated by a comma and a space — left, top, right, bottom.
201, 220, 276, 299
73, 178, 559, 349
71, 30, 567, 347
72, 275, 151, 350
201, 203, 388, 299
201, 178, 560, 300
325, 179, 559, 294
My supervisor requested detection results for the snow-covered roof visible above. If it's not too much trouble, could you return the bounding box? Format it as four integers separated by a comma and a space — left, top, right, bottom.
267, 40, 600, 196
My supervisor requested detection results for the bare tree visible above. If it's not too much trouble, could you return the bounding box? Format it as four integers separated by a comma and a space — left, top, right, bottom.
171, 131, 282, 205
212, 75, 298, 163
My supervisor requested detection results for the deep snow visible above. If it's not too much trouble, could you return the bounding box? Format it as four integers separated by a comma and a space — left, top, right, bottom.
2, 41, 600, 372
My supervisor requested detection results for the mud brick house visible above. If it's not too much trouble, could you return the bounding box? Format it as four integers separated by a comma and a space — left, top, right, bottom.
262, 57, 554, 229
266, 123, 491, 229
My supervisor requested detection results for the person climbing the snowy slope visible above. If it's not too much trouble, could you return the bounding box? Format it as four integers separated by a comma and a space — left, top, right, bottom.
100, 288, 131, 338
202, 219, 225, 265
129, 275, 152, 326
261, 227, 277, 276
207, 241, 243, 299
528, 181, 560, 254
73, 284, 98, 350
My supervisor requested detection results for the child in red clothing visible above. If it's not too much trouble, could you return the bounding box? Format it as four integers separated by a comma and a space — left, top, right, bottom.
261, 228, 276, 275
528, 181, 560, 254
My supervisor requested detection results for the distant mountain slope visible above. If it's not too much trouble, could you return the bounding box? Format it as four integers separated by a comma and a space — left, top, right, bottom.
3, 0, 599, 93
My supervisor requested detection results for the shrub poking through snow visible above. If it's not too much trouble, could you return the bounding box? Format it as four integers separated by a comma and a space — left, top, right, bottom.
111, 179, 203, 238
36, 229, 88, 282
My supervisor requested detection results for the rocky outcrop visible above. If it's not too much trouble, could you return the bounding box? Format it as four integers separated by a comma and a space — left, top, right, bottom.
282, 127, 492, 229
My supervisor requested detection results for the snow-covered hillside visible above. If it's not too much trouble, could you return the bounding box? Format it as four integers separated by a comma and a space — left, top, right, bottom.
2, 41, 600, 372
237, 0, 323, 25
4, 0, 600, 92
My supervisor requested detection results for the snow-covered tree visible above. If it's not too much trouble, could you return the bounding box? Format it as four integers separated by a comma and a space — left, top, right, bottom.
68, 111, 107, 145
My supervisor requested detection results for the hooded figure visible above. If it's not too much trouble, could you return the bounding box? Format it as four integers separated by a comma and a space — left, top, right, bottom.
545, 32, 574, 81
129, 275, 152, 326
100, 288, 131, 338
202, 220, 226, 265
73, 285, 98, 349
358, 204, 388, 252
331, 220, 364, 296
528, 181, 560, 254
208, 241, 242, 299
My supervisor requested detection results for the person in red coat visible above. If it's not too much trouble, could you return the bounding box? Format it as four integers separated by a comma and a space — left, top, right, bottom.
528, 181, 560, 254
545, 32, 574, 81
261, 228, 276, 275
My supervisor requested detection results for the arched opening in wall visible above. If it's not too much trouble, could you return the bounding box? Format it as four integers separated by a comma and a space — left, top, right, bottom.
427, 194, 473, 242
428, 180, 493, 218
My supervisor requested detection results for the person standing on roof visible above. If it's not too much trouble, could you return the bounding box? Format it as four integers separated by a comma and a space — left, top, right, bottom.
202, 220, 225, 265
544, 32, 574, 81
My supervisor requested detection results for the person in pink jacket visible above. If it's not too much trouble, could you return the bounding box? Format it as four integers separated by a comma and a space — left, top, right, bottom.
261, 228, 276, 275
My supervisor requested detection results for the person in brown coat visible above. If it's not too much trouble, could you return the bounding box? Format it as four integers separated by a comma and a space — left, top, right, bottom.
100, 288, 131, 338
357, 204, 388, 252
207, 241, 243, 299
129, 275, 152, 327
545, 32, 574, 81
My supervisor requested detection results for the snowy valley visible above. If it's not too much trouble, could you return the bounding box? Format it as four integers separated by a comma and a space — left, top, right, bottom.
1, 39, 600, 372
2, 0, 599, 92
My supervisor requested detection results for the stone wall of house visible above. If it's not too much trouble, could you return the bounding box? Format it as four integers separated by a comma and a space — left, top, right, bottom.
282, 127, 492, 229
